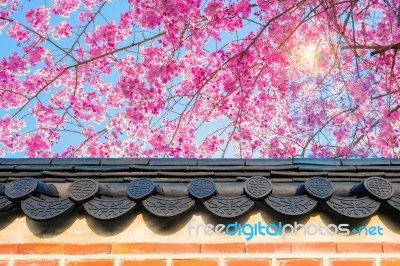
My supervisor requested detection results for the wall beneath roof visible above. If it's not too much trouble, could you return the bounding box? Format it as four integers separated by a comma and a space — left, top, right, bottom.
1, 207, 400, 266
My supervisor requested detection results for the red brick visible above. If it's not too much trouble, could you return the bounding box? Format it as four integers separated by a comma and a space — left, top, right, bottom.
155, 243, 200, 253
0, 262, 6, 266
172, 259, 219, 266
381, 260, 400, 266
291, 242, 336, 253
18, 243, 65, 254
0, 244, 18, 254
337, 243, 382, 253
201, 243, 244, 253
64, 244, 111, 255
225, 259, 271, 266
383, 243, 400, 253
14, 261, 59, 266
246, 243, 291, 253
65, 261, 113, 266
112, 243, 154, 254
328, 260, 374, 266
277, 259, 321, 266
120, 260, 166, 266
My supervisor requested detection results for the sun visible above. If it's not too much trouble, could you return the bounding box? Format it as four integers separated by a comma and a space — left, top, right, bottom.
295, 41, 322, 72
302, 45, 318, 62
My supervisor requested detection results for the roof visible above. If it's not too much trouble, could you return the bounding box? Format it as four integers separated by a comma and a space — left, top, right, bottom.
0, 158, 399, 221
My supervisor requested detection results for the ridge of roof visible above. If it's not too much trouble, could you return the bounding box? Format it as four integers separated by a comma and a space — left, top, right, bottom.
0, 157, 396, 166
0, 158, 399, 223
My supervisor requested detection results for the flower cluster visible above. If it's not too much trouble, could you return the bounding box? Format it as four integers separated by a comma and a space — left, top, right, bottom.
0, 0, 400, 158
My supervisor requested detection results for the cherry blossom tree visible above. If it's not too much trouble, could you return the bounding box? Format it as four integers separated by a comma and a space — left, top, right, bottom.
0, 0, 400, 158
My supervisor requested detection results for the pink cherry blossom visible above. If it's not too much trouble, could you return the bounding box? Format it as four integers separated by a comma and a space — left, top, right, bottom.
1, 0, 400, 158
7, 21, 30, 42
52, 0, 80, 18
25, 6, 50, 31
53, 21, 72, 40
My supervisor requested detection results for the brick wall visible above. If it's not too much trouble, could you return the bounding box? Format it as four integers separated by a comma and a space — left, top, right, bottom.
0, 242, 399, 266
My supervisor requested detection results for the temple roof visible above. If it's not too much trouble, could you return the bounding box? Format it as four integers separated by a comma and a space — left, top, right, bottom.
0, 158, 399, 221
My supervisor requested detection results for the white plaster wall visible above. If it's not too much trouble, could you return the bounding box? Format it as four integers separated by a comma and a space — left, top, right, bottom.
0, 206, 398, 243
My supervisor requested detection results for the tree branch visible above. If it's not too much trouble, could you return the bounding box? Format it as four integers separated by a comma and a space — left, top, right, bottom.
342, 42, 400, 56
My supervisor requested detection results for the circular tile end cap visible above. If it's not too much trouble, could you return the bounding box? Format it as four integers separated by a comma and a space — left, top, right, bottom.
364, 176, 394, 200
244, 176, 272, 200
304, 176, 334, 200
188, 178, 217, 202
5, 178, 38, 201
127, 178, 156, 201
69, 179, 99, 204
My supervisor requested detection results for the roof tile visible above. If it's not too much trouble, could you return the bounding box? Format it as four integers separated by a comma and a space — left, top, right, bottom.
51, 158, 101, 165
342, 158, 391, 165
197, 158, 245, 166
100, 158, 149, 165
149, 158, 197, 166
1, 158, 52, 165
293, 158, 341, 165
245, 159, 292, 165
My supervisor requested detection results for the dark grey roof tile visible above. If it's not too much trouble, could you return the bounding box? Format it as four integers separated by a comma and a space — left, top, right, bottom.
0, 165, 16, 170
269, 178, 293, 182
328, 172, 385, 177
385, 173, 400, 178
179, 177, 200, 183
186, 166, 243, 171
386, 178, 400, 182
293, 158, 341, 165
105, 172, 158, 177
211, 178, 237, 182
341, 158, 391, 165
97, 178, 125, 183
327, 177, 351, 182
298, 165, 356, 171
4, 172, 43, 177
245, 159, 292, 165
149, 158, 197, 165
100, 158, 149, 165
243, 165, 298, 171
197, 158, 245, 165
0, 172, 11, 177
15, 165, 74, 171
130, 165, 188, 171
356, 166, 400, 171
7, 177, 66, 183
1, 158, 52, 165
293, 177, 308, 182
391, 159, 400, 165
122, 176, 135, 181
42, 171, 101, 177
271, 171, 328, 177
36, 178, 67, 183
155, 177, 181, 182
74, 165, 130, 171
157, 171, 214, 177
66, 177, 124, 182
350, 178, 368, 182
51, 158, 101, 165
214, 172, 271, 177
123, 176, 173, 181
